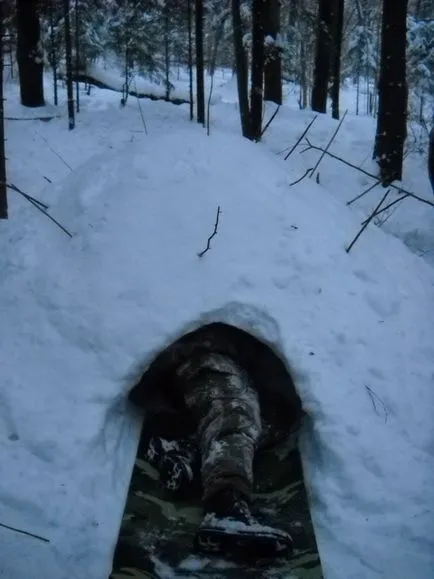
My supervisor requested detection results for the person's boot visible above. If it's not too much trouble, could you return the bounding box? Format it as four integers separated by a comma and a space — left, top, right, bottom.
194, 488, 293, 558
141, 433, 200, 496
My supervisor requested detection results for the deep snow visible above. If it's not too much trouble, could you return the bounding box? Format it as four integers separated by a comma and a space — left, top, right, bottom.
1, 73, 434, 579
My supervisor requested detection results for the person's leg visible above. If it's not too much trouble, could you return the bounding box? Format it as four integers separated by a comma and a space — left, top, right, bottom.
176, 352, 293, 557
176, 352, 261, 501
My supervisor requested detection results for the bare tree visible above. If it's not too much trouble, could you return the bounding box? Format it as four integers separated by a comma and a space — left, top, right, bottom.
16, 0, 45, 107
330, 0, 344, 119
187, 0, 194, 120
251, 0, 266, 140
311, 0, 333, 113
49, 0, 58, 106
231, 0, 251, 138
75, 0, 80, 112
373, 0, 408, 184
64, 0, 75, 130
195, 0, 205, 125
0, 0, 8, 219
264, 0, 282, 105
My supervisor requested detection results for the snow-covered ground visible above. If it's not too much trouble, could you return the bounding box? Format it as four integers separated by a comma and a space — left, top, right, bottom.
1, 71, 433, 579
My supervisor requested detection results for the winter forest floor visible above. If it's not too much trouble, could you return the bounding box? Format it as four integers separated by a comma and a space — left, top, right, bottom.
1, 68, 433, 579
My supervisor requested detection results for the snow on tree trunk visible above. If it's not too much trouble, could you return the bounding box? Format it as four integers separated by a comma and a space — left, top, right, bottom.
330, 0, 344, 120
64, 0, 75, 131
250, 0, 266, 141
311, 0, 333, 114
0, 0, 7, 219
16, 0, 45, 107
263, 0, 282, 106
373, 0, 408, 185
231, 0, 251, 139
195, 0, 205, 126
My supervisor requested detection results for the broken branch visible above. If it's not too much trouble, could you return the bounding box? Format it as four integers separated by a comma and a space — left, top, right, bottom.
301, 142, 434, 208
261, 104, 280, 138
347, 180, 380, 206
0, 521, 50, 543
8, 183, 73, 238
198, 205, 221, 258
309, 109, 348, 178
361, 194, 409, 225
289, 168, 313, 187
283, 115, 318, 160
346, 189, 390, 253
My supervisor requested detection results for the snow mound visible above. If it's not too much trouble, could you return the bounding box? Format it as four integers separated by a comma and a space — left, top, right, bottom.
1, 126, 434, 579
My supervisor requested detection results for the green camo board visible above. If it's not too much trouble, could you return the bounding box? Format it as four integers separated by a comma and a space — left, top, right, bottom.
110, 429, 324, 579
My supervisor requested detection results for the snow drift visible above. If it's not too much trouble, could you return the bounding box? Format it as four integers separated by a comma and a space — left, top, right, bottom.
1, 125, 433, 579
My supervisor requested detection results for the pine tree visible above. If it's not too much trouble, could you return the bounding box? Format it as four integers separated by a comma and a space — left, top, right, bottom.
373, 0, 408, 184
16, 0, 45, 107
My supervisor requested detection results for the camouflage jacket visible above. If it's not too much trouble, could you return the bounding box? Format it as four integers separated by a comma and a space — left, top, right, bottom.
129, 323, 305, 438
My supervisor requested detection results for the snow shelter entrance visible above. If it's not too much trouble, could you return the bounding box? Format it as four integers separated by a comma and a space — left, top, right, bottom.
110, 324, 323, 578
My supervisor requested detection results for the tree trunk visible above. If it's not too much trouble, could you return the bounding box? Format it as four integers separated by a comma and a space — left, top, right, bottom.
164, 4, 170, 100
330, 0, 344, 120
311, 0, 333, 113
0, 1, 8, 219
288, 0, 299, 27
231, 0, 251, 139
49, 0, 58, 106
373, 0, 408, 184
264, 0, 282, 105
16, 0, 44, 107
75, 0, 80, 113
64, 0, 75, 130
195, 0, 205, 125
187, 0, 194, 120
251, 0, 266, 140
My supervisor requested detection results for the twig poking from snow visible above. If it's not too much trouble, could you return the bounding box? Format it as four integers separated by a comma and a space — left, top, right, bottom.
198, 205, 221, 258
0, 521, 50, 543
133, 79, 148, 135
261, 105, 280, 138
361, 193, 409, 226
7, 183, 49, 210
346, 189, 390, 253
365, 385, 389, 423
43, 176, 52, 184
8, 183, 73, 238
309, 109, 348, 179
36, 131, 73, 172
283, 115, 318, 160
301, 142, 434, 208
289, 168, 313, 187
347, 180, 380, 206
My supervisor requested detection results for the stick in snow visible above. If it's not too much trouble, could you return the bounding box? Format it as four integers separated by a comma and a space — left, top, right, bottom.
289, 168, 313, 187
261, 105, 280, 138
198, 206, 221, 258
346, 189, 390, 253
282, 115, 318, 160
309, 109, 348, 178
365, 385, 389, 423
0, 521, 50, 543
347, 180, 380, 206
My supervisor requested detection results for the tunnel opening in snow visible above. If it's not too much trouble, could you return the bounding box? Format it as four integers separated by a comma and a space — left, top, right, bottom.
112, 324, 320, 575
128, 321, 305, 442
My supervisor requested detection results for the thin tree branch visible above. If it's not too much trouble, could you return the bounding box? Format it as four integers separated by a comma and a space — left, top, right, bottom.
198, 205, 221, 257
261, 104, 280, 137
282, 115, 318, 160
8, 183, 73, 238
36, 131, 73, 171
361, 193, 409, 225
0, 521, 49, 543
133, 79, 148, 135
309, 109, 348, 178
7, 183, 49, 210
289, 168, 313, 186
365, 384, 389, 423
347, 180, 380, 206
346, 189, 390, 253
302, 142, 434, 208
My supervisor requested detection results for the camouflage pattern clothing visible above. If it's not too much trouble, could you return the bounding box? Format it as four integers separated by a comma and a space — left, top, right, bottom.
129, 323, 305, 501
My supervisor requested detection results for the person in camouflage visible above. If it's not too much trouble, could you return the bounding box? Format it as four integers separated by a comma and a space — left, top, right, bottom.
129, 323, 305, 558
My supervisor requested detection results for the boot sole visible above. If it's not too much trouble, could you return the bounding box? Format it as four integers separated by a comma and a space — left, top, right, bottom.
194, 526, 293, 558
